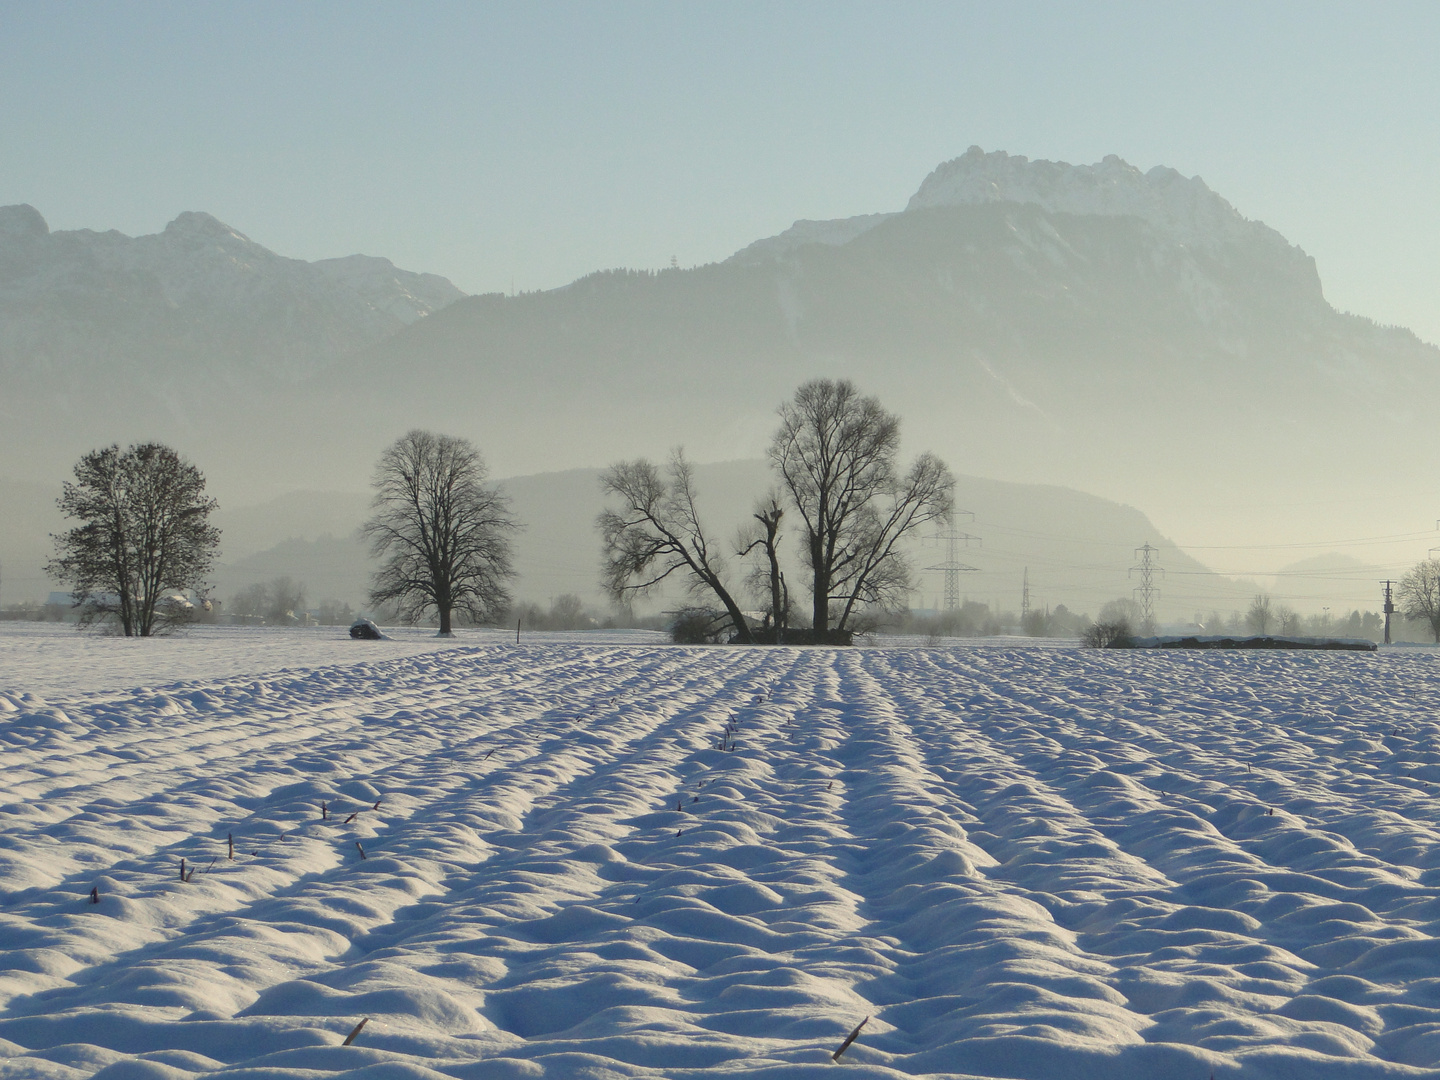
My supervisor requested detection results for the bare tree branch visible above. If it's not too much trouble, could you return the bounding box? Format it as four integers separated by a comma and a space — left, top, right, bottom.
598, 450, 754, 643
769, 380, 953, 637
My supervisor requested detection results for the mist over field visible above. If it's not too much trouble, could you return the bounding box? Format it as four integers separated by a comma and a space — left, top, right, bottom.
3, 146, 1438, 628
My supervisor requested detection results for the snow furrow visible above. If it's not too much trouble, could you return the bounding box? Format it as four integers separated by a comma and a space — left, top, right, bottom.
5, 637, 1440, 1078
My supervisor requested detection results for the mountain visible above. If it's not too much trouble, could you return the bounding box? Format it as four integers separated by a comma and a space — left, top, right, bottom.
4, 148, 1438, 563
307, 148, 1439, 550
0, 205, 462, 385
0, 204, 464, 484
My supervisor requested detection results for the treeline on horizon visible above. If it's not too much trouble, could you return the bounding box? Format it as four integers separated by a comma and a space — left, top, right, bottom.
17, 376, 1440, 645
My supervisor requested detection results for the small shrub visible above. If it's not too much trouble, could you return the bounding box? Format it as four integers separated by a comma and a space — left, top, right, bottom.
670, 608, 730, 644
1083, 618, 1134, 649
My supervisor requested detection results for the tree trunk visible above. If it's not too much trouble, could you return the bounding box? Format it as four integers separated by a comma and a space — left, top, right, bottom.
811, 544, 830, 640
718, 588, 754, 644
438, 605, 453, 636
119, 589, 136, 637
769, 558, 784, 639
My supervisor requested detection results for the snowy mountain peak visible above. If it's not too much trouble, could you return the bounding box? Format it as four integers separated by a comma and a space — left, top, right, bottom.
162, 210, 257, 246
0, 204, 49, 239
729, 147, 1266, 265
906, 146, 1249, 242
312, 254, 466, 325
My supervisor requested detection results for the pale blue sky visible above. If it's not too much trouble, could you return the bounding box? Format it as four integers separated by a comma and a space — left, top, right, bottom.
3, 1, 1437, 341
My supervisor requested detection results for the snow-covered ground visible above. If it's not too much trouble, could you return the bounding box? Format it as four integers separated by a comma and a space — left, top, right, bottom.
3, 626, 1440, 1078
0, 624, 670, 697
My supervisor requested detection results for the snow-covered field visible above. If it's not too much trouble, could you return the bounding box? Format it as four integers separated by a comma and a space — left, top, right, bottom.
4, 626, 1440, 1078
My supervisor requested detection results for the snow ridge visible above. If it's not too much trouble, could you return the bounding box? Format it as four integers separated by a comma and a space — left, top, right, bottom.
3, 631, 1440, 1077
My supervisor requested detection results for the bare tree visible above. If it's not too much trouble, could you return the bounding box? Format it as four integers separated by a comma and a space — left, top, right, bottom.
47, 443, 220, 636
228, 577, 307, 624
598, 450, 753, 643
1399, 559, 1440, 643
548, 594, 587, 631
768, 379, 954, 639
265, 577, 307, 624
1275, 604, 1301, 635
738, 493, 788, 640
362, 430, 516, 636
230, 583, 268, 620
1246, 594, 1273, 634
1098, 598, 1141, 626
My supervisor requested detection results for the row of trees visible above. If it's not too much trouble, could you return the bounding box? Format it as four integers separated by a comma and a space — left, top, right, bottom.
599, 379, 955, 643
46, 380, 943, 642
44, 431, 518, 637
47, 388, 1440, 644
1210, 585, 1439, 643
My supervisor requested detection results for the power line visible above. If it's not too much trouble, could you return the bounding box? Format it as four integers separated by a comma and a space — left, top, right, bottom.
977, 521, 1438, 552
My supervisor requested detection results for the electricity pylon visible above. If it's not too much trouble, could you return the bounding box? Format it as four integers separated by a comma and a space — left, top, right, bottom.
1382, 579, 1396, 645
1130, 543, 1164, 634
926, 515, 979, 611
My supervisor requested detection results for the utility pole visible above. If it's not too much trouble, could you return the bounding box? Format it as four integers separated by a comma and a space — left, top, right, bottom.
1130, 544, 1164, 635
1382, 579, 1396, 645
925, 514, 979, 612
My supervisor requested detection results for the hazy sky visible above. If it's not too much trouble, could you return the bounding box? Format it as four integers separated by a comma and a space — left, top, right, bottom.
3, 1, 1438, 344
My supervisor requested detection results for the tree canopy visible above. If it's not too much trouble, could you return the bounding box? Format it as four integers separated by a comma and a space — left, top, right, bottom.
363, 430, 517, 636
1399, 559, 1440, 643
769, 379, 954, 638
47, 443, 220, 636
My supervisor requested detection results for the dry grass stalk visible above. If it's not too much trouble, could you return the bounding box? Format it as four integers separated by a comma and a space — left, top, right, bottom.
89, 886, 99, 904
356, 841, 367, 859
344, 812, 359, 824
831, 1015, 869, 1061
342, 1018, 369, 1046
